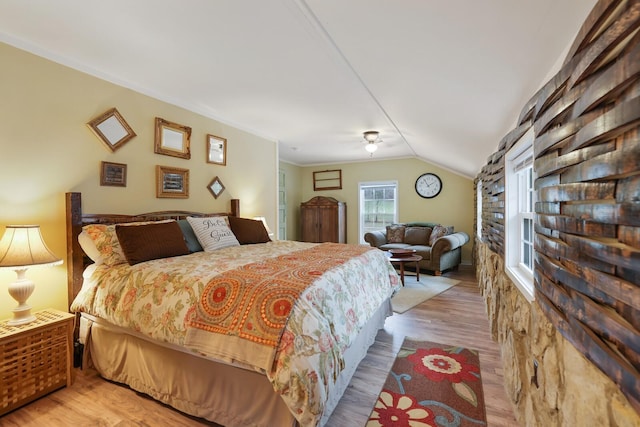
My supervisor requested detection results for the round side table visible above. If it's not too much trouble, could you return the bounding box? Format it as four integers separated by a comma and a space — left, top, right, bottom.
387, 254, 423, 286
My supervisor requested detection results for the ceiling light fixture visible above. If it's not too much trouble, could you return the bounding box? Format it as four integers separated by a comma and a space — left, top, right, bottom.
363, 131, 379, 142
363, 131, 380, 154
364, 142, 378, 153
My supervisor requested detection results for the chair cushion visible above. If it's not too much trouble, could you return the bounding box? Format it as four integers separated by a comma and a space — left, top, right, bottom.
429, 224, 451, 246
386, 225, 406, 243
404, 227, 432, 245
379, 243, 411, 251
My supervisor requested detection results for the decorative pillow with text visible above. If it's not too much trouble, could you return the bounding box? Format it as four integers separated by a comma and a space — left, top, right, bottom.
187, 216, 240, 251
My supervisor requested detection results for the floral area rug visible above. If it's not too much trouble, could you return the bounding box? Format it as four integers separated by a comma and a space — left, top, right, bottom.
366, 339, 487, 427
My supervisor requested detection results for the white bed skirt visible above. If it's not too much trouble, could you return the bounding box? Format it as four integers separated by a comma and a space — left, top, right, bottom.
79, 299, 392, 427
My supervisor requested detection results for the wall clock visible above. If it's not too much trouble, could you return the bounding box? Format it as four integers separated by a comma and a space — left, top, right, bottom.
415, 173, 442, 199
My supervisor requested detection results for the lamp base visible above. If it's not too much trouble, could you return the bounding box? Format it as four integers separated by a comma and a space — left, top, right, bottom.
7, 272, 37, 325
8, 306, 36, 325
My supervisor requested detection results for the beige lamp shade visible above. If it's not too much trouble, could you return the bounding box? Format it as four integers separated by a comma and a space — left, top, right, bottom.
0, 225, 62, 325
0, 225, 62, 268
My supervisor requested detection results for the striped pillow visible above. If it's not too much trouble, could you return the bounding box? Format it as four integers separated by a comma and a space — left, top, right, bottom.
186, 216, 240, 251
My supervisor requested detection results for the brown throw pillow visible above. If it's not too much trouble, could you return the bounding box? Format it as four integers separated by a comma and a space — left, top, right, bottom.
116, 221, 190, 266
428, 224, 451, 246
404, 227, 432, 246
386, 225, 406, 243
228, 216, 271, 244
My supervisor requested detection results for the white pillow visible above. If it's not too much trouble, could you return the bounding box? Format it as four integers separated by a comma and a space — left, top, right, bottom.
78, 230, 104, 265
186, 216, 240, 251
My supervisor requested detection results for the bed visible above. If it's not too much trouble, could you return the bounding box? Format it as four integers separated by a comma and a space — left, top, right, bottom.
65, 192, 400, 426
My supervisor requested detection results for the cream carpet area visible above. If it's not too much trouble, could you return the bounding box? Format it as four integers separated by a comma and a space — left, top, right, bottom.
391, 275, 461, 313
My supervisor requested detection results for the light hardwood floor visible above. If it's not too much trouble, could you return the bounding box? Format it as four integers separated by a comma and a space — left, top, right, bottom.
2, 265, 519, 426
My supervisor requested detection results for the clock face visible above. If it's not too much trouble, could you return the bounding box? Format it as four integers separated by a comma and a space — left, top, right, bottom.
415, 173, 442, 199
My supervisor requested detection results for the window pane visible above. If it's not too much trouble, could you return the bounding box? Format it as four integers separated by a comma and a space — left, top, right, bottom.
528, 167, 533, 211
360, 183, 398, 243
528, 167, 533, 187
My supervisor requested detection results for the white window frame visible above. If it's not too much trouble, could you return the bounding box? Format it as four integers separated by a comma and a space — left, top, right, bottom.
359, 181, 398, 244
505, 128, 535, 302
476, 179, 482, 239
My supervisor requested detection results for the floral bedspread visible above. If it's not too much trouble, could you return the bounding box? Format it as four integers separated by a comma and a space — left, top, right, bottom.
70, 240, 399, 426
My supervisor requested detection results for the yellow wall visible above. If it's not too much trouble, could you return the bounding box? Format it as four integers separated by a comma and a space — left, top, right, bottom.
297, 158, 474, 262
0, 42, 278, 319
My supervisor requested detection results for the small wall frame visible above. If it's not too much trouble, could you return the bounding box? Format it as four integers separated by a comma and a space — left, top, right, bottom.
207, 134, 227, 165
156, 165, 189, 198
207, 176, 225, 199
100, 161, 127, 187
87, 108, 136, 152
313, 169, 342, 191
155, 118, 191, 159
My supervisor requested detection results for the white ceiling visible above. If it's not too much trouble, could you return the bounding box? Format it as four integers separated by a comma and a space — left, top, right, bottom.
0, 0, 596, 178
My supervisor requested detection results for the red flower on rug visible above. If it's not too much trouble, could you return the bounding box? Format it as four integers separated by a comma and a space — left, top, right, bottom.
367, 340, 487, 427
367, 390, 437, 427
408, 347, 480, 383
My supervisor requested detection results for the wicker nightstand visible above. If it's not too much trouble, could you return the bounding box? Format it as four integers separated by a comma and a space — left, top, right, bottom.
0, 309, 74, 415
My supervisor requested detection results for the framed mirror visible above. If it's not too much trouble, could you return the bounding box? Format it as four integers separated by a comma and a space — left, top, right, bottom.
207, 134, 227, 165
207, 176, 225, 199
87, 108, 136, 152
156, 165, 189, 198
154, 117, 191, 159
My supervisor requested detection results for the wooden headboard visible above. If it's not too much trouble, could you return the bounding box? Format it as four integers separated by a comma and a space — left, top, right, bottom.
65, 192, 240, 309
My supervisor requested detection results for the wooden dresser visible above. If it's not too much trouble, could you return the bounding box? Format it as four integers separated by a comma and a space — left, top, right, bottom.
300, 196, 346, 243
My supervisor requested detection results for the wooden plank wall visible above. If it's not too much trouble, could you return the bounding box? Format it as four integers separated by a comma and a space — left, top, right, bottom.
476, 0, 640, 410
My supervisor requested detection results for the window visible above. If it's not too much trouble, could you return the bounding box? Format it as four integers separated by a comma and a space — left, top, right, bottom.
505, 128, 535, 301
476, 179, 482, 239
518, 164, 534, 272
359, 181, 398, 244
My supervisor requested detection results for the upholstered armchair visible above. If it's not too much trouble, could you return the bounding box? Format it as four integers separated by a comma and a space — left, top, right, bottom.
364, 222, 469, 275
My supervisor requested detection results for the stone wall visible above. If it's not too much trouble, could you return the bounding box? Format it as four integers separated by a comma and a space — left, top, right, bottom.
476, 241, 640, 426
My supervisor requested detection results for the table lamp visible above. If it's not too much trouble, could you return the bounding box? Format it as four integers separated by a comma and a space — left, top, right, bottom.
0, 225, 62, 325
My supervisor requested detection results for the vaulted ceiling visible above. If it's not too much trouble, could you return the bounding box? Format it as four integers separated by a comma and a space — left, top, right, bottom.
0, 0, 596, 178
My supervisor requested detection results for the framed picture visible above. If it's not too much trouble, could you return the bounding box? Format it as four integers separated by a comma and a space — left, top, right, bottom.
207, 176, 225, 199
206, 134, 227, 165
87, 108, 136, 152
313, 169, 342, 191
156, 165, 189, 198
154, 117, 191, 159
100, 161, 127, 187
